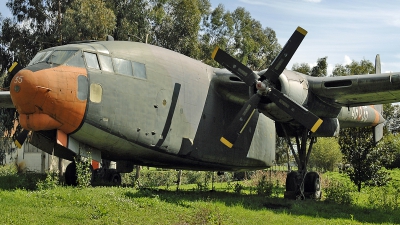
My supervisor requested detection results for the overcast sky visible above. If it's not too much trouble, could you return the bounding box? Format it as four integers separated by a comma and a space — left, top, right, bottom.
1, 0, 399, 75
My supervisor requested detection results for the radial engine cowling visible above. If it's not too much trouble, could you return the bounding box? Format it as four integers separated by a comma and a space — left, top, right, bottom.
258, 70, 310, 122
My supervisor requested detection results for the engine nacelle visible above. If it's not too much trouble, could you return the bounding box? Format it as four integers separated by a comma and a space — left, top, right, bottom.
258, 70, 309, 122
312, 118, 340, 137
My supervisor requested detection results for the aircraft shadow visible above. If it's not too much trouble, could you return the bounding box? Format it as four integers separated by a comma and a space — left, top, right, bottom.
125, 188, 400, 224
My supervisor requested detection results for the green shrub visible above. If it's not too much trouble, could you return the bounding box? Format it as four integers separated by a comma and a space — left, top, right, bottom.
324, 180, 354, 205
0, 164, 18, 176
36, 171, 60, 190
184, 171, 205, 184
137, 170, 176, 189
255, 174, 273, 196
233, 182, 244, 194
246, 170, 274, 196
367, 185, 400, 211
75, 157, 92, 188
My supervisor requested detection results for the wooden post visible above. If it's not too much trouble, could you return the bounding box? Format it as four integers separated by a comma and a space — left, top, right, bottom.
176, 170, 182, 191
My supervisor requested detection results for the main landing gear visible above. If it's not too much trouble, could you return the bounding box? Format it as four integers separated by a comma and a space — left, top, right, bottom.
282, 126, 321, 200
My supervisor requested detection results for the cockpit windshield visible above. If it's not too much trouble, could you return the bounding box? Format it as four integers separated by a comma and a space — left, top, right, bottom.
28, 50, 79, 66
46, 50, 78, 65
28, 51, 53, 66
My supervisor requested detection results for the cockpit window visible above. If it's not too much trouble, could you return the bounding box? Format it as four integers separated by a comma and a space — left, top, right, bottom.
84, 52, 100, 70
66, 51, 85, 68
47, 50, 77, 65
28, 51, 53, 66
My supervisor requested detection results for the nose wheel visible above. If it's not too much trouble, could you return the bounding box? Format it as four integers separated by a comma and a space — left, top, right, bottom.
282, 125, 322, 200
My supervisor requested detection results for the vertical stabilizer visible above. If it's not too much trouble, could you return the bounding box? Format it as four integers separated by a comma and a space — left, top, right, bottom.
374, 54, 384, 143
375, 54, 381, 74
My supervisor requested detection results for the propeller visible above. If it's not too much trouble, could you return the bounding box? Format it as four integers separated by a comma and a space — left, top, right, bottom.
14, 129, 29, 148
8, 62, 22, 78
7, 62, 29, 148
212, 26, 323, 148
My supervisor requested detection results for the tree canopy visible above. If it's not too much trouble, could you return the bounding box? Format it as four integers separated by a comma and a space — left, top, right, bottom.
291, 56, 327, 77
309, 137, 342, 172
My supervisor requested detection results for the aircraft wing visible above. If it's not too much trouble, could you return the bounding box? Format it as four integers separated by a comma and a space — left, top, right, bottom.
308, 72, 400, 107
0, 91, 15, 108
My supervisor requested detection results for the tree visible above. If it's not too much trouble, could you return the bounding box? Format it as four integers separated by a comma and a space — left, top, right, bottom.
309, 137, 342, 172
275, 137, 292, 170
291, 56, 327, 77
310, 57, 327, 77
105, 0, 150, 42
339, 127, 392, 191
62, 0, 116, 42
378, 133, 400, 169
149, 0, 210, 59
334, 58, 392, 191
332, 59, 374, 76
383, 104, 400, 134
199, 5, 281, 69
291, 63, 310, 75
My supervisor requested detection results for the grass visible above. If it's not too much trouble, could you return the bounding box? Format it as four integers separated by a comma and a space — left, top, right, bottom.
1, 165, 400, 224
1, 187, 399, 224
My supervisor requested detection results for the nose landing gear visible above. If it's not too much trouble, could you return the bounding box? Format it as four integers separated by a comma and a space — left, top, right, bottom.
64, 160, 121, 186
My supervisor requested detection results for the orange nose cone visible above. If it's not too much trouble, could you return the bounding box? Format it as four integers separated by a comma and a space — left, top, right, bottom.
10, 65, 88, 133
10, 69, 41, 114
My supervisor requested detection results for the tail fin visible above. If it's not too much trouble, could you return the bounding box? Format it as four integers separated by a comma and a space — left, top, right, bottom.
373, 54, 384, 143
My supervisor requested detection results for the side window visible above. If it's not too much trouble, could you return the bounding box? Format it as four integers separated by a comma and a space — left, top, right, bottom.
84, 52, 100, 70
132, 61, 146, 79
98, 55, 114, 72
113, 58, 133, 76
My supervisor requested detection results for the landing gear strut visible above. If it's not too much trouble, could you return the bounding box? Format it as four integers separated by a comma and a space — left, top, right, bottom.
282, 126, 321, 200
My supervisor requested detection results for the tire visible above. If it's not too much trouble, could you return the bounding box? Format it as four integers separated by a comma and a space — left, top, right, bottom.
65, 162, 77, 186
304, 172, 321, 199
284, 171, 299, 199
286, 171, 298, 192
110, 173, 121, 185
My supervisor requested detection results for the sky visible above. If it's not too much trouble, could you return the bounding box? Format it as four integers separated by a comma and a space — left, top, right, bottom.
1, 0, 399, 75
208, 0, 400, 75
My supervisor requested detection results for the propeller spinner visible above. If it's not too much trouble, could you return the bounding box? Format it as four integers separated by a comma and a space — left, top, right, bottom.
212, 26, 323, 148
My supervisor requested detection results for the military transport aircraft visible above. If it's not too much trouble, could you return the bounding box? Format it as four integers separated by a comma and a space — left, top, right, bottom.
0, 26, 397, 199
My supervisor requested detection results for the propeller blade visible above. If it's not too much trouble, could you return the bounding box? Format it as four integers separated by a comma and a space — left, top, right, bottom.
267, 87, 323, 132
211, 46, 259, 87
261, 26, 307, 84
212, 27, 317, 148
8, 62, 23, 78
15, 129, 29, 148
220, 94, 261, 148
